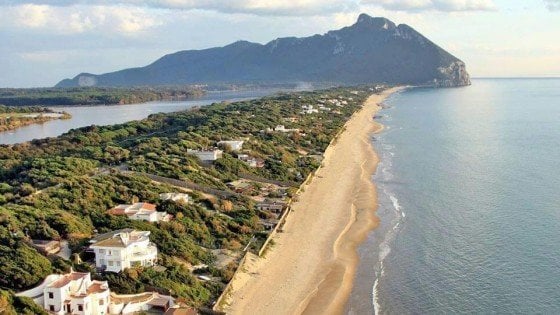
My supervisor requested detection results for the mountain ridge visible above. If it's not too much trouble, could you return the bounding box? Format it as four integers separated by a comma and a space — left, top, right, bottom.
56, 13, 471, 88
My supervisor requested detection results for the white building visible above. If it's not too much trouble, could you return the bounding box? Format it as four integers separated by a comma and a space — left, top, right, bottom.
217, 140, 244, 151
16, 271, 178, 315
90, 229, 158, 273
274, 125, 300, 133
301, 105, 319, 114
16, 271, 110, 315
187, 149, 223, 162
107, 203, 171, 223
159, 193, 189, 204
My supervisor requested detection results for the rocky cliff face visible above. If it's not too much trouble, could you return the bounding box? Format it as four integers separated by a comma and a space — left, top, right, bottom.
434, 61, 471, 87
56, 14, 471, 88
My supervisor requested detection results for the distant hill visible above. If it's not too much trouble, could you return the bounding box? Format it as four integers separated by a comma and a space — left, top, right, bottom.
56, 13, 470, 88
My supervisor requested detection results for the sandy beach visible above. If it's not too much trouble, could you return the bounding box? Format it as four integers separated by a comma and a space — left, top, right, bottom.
220, 87, 403, 315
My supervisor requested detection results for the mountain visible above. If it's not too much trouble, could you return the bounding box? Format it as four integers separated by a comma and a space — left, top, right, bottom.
56, 14, 470, 88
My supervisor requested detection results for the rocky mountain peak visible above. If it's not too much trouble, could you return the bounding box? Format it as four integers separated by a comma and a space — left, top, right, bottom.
354, 13, 397, 31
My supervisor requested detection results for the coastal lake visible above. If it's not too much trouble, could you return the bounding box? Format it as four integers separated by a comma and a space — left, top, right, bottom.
0, 89, 282, 145
347, 78, 560, 314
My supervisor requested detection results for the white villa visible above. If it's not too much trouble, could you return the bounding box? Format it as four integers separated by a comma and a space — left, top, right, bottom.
16, 271, 180, 315
273, 125, 300, 133
89, 229, 158, 273
107, 202, 172, 223
187, 149, 223, 162
16, 271, 110, 315
301, 105, 319, 114
217, 140, 244, 151
159, 193, 189, 204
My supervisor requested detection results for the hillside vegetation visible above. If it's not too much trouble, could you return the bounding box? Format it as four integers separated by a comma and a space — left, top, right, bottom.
0, 85, 382, 313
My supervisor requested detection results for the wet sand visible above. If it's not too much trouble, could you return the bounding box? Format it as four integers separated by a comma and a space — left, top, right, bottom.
220, 87, 403, 315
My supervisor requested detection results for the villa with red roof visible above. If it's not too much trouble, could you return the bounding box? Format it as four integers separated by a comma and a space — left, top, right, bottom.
107, 202, 172, 223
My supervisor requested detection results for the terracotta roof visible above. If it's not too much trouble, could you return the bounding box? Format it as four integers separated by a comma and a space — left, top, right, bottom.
48, 272, 89, 289
86, 281, 109, 295
139, 203, 156, 211
107, 203, 157, 216
107, 208, 127, 215
165, 308, 198, 315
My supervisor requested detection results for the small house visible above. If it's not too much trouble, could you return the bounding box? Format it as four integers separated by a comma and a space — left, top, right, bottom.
107, 202, 171, 222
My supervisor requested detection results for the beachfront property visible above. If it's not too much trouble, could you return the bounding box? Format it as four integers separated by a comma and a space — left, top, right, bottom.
187, 149, 223, 162
89, 229, 158, 273
16, 271, 187, 315
217, 140, 244, 151
160, 193, 190, 204
16, 271, 110, 315
107, 202, 172, 222
237, 154, 265, 168
256, 200, 286, 214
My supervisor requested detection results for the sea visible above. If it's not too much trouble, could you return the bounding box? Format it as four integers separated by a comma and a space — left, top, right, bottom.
347, 78, 560, 314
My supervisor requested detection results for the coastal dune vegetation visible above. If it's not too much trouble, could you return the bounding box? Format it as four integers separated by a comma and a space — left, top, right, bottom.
0, 86, 383, 313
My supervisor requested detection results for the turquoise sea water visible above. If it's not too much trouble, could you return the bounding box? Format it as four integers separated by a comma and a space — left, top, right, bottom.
347, 78, 560, 314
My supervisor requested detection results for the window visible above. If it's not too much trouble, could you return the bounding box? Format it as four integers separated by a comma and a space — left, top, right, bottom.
99, 249, 105, 254
78, 304, 83, 311
48, 292, 53, 299
108, 261, 114, 266
49, 305, 55, 311
99, 299, 105, 306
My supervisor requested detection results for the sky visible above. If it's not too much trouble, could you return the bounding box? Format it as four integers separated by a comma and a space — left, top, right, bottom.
0, 0, 558, 87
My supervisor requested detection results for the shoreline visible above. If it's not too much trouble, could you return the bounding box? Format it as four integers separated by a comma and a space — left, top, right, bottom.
220, 87, 404, 314
0, 112, 70, 133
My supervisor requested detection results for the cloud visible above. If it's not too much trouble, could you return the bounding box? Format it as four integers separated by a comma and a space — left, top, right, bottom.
361, 0, 497, 12
544, 0, 560, 11
0, 0, 358, 16
0, 4, 162, 35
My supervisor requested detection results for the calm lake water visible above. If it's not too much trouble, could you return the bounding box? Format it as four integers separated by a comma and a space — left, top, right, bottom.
0, 89, 281, 145
347, 78, 560, 314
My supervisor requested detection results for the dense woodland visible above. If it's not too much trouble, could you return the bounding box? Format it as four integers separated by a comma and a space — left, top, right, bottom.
0, 86, 205, 106
0, 86, 381, 313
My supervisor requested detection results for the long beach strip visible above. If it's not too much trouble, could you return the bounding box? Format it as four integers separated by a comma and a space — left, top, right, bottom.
219, 87, 404, 315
